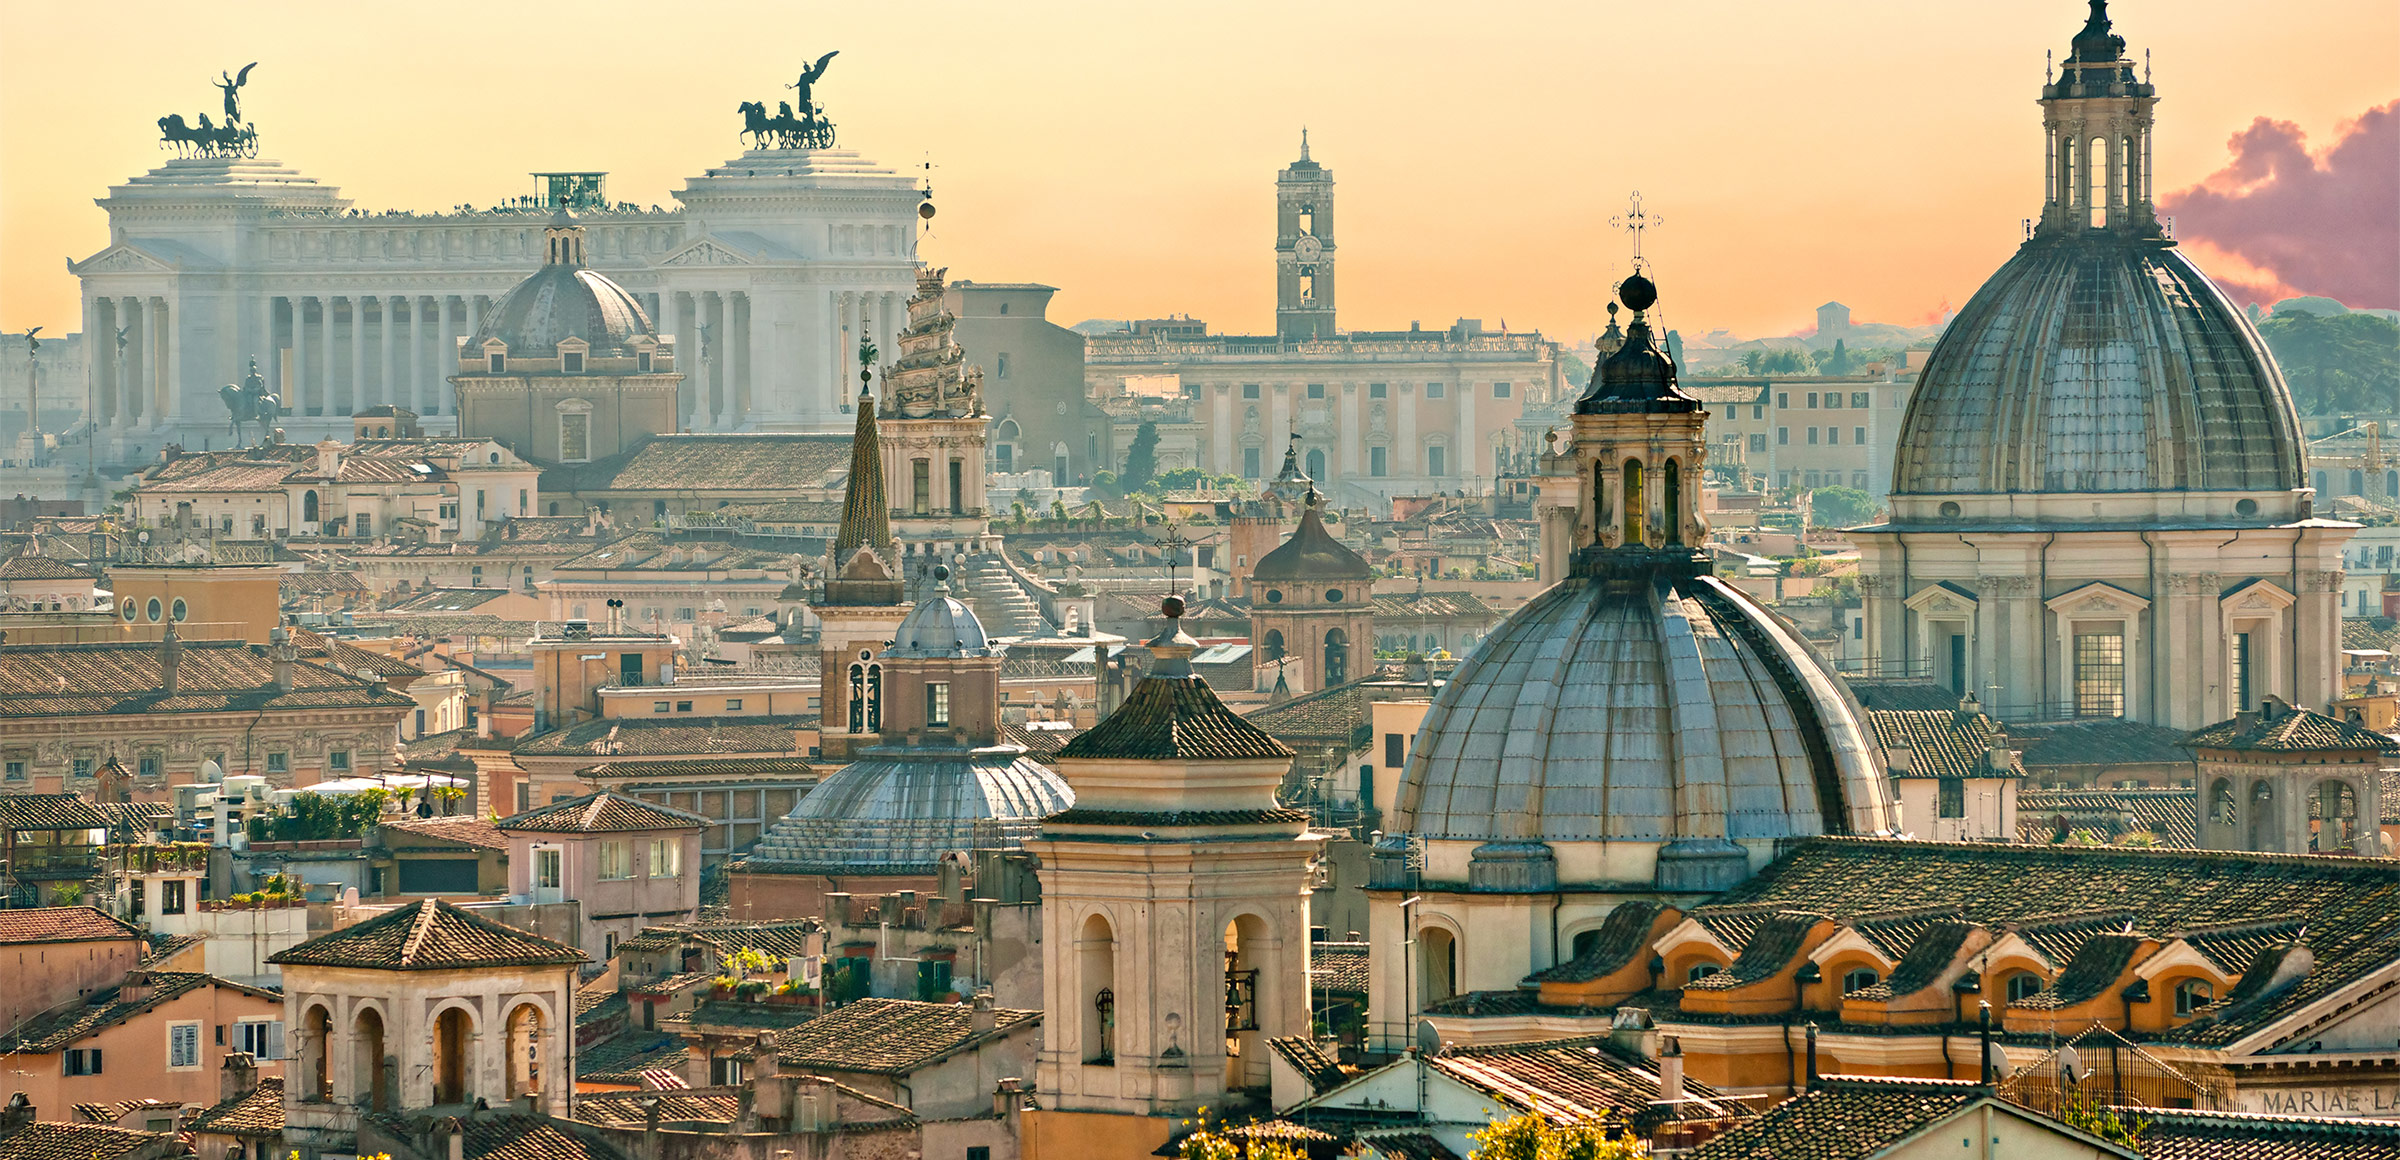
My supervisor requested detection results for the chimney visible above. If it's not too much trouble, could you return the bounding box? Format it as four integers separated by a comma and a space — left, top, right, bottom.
1657, 1036, 1685, 1103
445, 1120, 465, 1160
315, 440, 343, 479
1885, 745, 1914, 775
0, 1093, 33, 1131
221, 1051, 260, 1103
993, 1077, 1023, 1120
118, 970, 152, 1004
971, 991, 997, 1034
269, 626, 295, 692
159, 620, 182, 698
1804, 1022, 1819, 1090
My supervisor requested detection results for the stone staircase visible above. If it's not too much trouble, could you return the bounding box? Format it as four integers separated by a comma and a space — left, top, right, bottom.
959, 552, 1052, 638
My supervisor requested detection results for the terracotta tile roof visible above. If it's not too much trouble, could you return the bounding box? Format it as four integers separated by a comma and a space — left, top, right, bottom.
1845, 680, 1965, 713
577, 991, 628, 1028
1866, 709, 2020, 778
999, 722, 1081, 761
1242, 678, 1375, 744
2018, 789, 2199, 846
513, 716, 812, 758
1431, 1034, 1739, 1123
1683, 1079, 1995, 1160
2135, 1107, 2400, 1160
772, 997, 1038, 1076
1311, 941, 1371, 995
435, 1114, 629, 1160
2012, 932, 2145, 1010
1846, 920, 1977, 1001
0, 640, 413, 718
582, 757, 821, 783
1704, 838, 2400, 1047
269, 898, 585, 971
1352, 1129, 1465, 1160
1525, 900, 1668, 984
576, 1031, 689, 1085
143, 933, 204, 967
632, 919, 821, 962
0, 906, 142, 946
1267, 1035, 1347, 1094
0, 1120, 178, 1160
496, 791, 708, 834
2012, 718, 2196, 769
575, 1091, 746, 1127
2185, 706, 2397, 753
378, 814, 510, 851
292, 629, 427, 681
187, 1078, 283, 1136
1684, 911, 1827, 991
0, 554, 98, 581
1042, 806, 1309, 828
1060, 674, 1295, 762
2180, 918, 2308, 976
0, 972, 271, 1053
0, 793, 110, 831
1368, 590, 1502, 622
541, 433, 851, 495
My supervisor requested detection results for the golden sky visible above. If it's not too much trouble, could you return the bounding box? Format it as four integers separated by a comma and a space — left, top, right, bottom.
1, 0, 2392, 344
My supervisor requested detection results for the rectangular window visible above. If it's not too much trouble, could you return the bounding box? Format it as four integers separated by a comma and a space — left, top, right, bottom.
911, 459, 931, 516
1370, 447, 1388, 477
1492, 382, 1512, 398
1807, 427, 1820, 445
139, 754, 161, 778
1825, 392, 1842, 409
1855, 426, 1867, 445
518, 782, 533, 814
725, 698, 744, 712
328, 750, 350, 772
1242, 383, 1261, 399
675, 700, 693, 712
2074, 632, 2127, 718
266, 753, 289, 774
1777, 428, 1790, 446
1938, 779, 1966, 819
2231, 632, 2254, 710
161, 880, 186, 915
4, 760, 23, 780
1426, 382, 1446, 399
73, 757, 93, 778
654, 701, 672, 713
1243, 447, 1263, 478
66, 1048, 102, 1076
598, 840, 632, 880
927, 682, 952, 728
1427, 446, 1447, 477
949, 459, 965, 515
235, 1020, 283, 1060
1748, 434, 1767, 453
488, 353, 506, 374
649, 839, 680, 879
1777, 392, 1789, 408
677, 607, 695, 621
1369, 383, 1387, 399
995, 354, 1010, 378
518, 489, 529, 515
1384, 733, 1405, 767
1826, 427, 1839, 445
169, 1022, 200, 1069
1752, 404, 1764, 420
562, 351, 584, 374
1306, 383, 1325, 399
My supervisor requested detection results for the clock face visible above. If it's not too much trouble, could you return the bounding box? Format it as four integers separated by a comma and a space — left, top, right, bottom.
1293, 235, 1323, 261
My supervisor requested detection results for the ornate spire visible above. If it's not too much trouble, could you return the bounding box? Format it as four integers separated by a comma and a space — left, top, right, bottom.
833, 385, 889, 557
1299, 127, 1310, 162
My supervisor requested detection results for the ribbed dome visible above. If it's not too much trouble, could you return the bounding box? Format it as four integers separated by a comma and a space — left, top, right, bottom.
473, 263, 655, 357
1892, 235, 2302, 496
1390, 570, 1897, 890
745, 751, 1074, 875
1253, 501, 1371, 581
888, 573, 996, 657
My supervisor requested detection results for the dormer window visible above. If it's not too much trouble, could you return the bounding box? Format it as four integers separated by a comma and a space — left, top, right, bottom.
562, 351, 585, 374
489, 352, 507, 373
2173, 977, 2214, 1016
638, 350, 654, 373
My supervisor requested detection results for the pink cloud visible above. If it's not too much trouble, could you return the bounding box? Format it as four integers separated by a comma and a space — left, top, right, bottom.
2160, 101, 2399, 310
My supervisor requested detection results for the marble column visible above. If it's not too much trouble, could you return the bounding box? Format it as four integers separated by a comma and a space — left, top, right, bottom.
436, 295, 456, 417
349, 295, 367, 416
733, 291, 753, 424
377, 295, 396, 413
1460, 379, 1477, 481
406, 296, 423, 418
818, 288, 839, 414
254, 293, 274, 402
146, 297, 170, 428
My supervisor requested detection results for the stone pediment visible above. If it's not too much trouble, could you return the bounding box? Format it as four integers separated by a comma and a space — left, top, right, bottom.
73, 244, 173, 275
2045, 581, 2151, 616
2218, 577, 2296, 614
656, 239, 757, 267
1904, 580, 1979, 616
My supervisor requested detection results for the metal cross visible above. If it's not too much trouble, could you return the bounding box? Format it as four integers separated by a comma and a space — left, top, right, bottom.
1155, 522, 1193, 597
1610, 192, 1662, 270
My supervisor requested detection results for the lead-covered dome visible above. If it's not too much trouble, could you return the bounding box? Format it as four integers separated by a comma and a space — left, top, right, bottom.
745, 751, 1074, 875
888, 570, 996, 657
1389, 570, 1898, 891
473, 216, 656, 357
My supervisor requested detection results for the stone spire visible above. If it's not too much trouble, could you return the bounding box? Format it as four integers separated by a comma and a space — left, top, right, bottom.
833, 386, 890, 558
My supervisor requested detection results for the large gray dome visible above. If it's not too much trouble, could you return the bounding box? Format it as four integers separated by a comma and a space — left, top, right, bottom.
745, 750, 1073, 875
473, 263, 655, 358
1390, 569, 1897, 889
1892, 236, 2303, 496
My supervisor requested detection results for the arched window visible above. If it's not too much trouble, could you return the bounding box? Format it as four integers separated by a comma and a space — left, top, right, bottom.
848, 664, 867, 733
301, 1004, 333, 1102
1324, 627, 1349, 684
302, 490, 320, 523
1306, 448, 1327, 479
1685, 961, 1721, 983
2005, 972, 2044, 1002
2314, 779, 2359, 852
2208, 778, 2236, 826
1420, 928, 1458, 1004
1570, 929, 1603, 960
1622, 460, 1645, 546
2249, 780, 2278, 851
1662, 459, 1683, 546
1080, 914, 1116, 1064
1841, 967, 1880, 994
865, 664, 883, 733
2173, 977, 2214, 1017
505, 1003, 546, 1101
353, 1007, 389, 1111
1261, 629, 1286, 662
433, 1006, 473, 1105
2088, 136, 2109, 227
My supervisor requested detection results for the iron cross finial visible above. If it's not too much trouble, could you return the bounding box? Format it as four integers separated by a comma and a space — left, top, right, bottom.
1610, 191, 1663, 270
1155, 522, 1194, 597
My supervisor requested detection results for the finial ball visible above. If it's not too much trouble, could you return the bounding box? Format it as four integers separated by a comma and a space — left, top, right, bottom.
1161, 595, 1186, 620
1618, 273, 1658, 312
932, 564, 950, 583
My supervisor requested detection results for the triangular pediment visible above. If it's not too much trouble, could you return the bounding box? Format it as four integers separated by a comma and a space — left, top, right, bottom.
2046, 580, 2150, 615
2219, 577, 2296, 613
1905, 580, 1979, 615
72, 243, 174, 275
657, 238, 758, 267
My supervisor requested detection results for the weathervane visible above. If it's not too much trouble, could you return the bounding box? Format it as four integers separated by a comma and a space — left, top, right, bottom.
1610, 191, 1662, 271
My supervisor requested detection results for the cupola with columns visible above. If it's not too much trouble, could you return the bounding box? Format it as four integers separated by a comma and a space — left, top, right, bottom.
1542, 269, 1708, 579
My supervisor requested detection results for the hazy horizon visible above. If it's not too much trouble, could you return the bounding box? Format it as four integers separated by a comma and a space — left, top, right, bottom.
2, 0, 2392, 347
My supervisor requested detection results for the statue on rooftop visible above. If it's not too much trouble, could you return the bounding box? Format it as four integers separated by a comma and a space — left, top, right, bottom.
217, 357, 283, 446
787, 51, 838, 116
215, 63, 256, 124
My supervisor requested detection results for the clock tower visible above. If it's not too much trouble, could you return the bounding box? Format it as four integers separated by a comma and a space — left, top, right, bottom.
1275, 130, 1336, 341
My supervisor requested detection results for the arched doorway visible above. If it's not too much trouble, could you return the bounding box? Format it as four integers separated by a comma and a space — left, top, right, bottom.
1323, 628, 1349, 684
1079, 914, 1116, 1064
1305, 448, 1327, 479
433, 1006, 473, 1105
2313, 779, 2359, 852
2248, 780, 2278, 851
1420, 927, 1457, 1005
1224, 914, 1271, 1090
352, 1007, 389, 1112
505, 1003, 546, 1101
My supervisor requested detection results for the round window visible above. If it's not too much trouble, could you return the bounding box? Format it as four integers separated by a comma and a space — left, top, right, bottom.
1265, 589, 1283, 604
1938, 501, 1962, 518
170, 598, 189, 622
859, 649, 873, 661
121, 599, 137, 622
145, 598, 163, 622
2234, 498, 2259, 517
1326, 589, 1344, 602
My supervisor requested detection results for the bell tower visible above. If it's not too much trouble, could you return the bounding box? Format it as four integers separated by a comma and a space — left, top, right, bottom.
2036, 0, 2161, 237
1275, 130, 1337, 341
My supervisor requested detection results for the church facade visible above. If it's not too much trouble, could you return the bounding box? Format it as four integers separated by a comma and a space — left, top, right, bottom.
1848, 4, 2352, 729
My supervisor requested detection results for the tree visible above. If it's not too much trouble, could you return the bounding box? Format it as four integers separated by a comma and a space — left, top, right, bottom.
2059, 1090, 2147, 1148
1822, 338, 1851, 375
1468, 1111, 1645, 1160
1121, 421, 1162, 491
1739, 350, 1766, 374
1809, 485, 1880, 528
2257, 310, 2400, 416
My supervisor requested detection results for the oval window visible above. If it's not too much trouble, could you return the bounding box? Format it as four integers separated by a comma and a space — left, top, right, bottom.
121, 599, 137, 622
170, 598, 189, 622
1326, 589, 1344, 602
2234, 498, 2259, 517
1265, 589, 1284, 604
145, 598, 163, 622
1938, 501, 1962, 518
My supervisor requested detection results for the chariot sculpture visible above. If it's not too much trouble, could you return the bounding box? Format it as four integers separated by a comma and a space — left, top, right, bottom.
738, 52, 840, 150
158, 63, 260, 158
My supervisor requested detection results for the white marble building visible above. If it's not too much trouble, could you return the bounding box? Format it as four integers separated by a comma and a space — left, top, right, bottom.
70, 145, 922, 458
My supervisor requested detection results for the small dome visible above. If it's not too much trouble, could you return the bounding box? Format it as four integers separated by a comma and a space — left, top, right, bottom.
744, 752, 1074, 875
1892, 235, 2302, 496
1392, 570, 1897, 890
888, 585, 996, 658
1253, 497, 1370, 582
473, 228, 656, 358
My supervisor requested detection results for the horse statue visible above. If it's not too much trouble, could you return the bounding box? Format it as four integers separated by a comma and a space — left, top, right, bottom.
739, 101, 774, 149
217, 358, 283, 446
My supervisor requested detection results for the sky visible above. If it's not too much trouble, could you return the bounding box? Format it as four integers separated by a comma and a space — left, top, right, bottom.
1, 0, 2393, 346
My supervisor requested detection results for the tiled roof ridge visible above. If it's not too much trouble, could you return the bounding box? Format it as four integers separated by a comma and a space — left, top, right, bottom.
1789, 835, 2400, 877
2165, 914, 2308, 941
1846, 902, 1967, 926
1812, 1074, 1990, 1092
2006, 908, 2139, 933
2135, 1105, 2400, 1132
399, 898, 442, 966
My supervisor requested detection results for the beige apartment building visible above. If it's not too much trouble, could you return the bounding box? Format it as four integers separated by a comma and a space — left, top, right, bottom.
1691, 368, 1922, 498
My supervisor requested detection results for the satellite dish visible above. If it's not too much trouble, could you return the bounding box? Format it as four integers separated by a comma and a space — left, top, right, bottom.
2057, 1045, 2087, 1083
1415, 1018, 1444, 1056
198, 760, 223, 784
1985, 1040, 2013, 1077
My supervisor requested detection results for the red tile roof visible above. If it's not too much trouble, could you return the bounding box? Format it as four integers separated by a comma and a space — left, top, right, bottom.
0, 905, 144, 945
1060, 674, 1294, 762
495, 791, 708, 834
269, 898, 585, 971
0, 1119, 178, 1160
772, 997, 1037, 1076
187, 1078, 283, 1136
